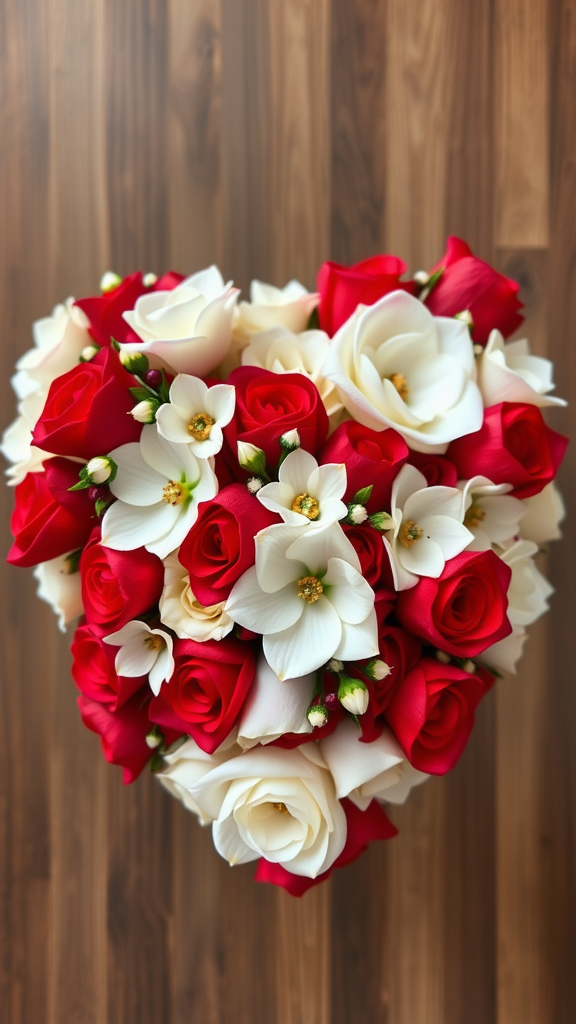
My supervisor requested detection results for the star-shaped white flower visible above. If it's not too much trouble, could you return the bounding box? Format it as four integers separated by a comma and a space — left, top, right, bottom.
256, 448, 347, 528
103, 620, 174, 696
102, 425, 218, 559
459, 475, 525, 551
384, 464, 473, 591
225, 522, 378, 680
156, 374, 235, 458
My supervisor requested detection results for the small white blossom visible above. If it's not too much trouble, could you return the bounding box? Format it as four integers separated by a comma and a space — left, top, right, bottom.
103, 620, 175, 696
130, 400, 157, 423
156, 374, 235, 459
257, 448, 347, 529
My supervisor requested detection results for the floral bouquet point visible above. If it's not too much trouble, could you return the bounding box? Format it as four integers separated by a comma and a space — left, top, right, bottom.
4, 240, 568, 895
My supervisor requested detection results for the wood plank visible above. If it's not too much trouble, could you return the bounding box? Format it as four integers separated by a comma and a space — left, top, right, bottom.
275, 884, 331, 1024
268, 0, 331, 289
494, 0, 549, 248
168, 0, 223, 273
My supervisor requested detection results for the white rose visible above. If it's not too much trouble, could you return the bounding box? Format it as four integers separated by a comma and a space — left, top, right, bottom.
121, 266, 238, 377
322, 290, 483, 452
237, 654, 314, 749
320, 718, 406, 810
519, 482, 565, 545
241, 326, 340, 418
235, 279, 319, 342
33, 550, 83, 632
188, 744, 347, 877
159, 554, 233, 642
159, 734, 241, 824
478, 330, 566, 408
497, 539, 553, 626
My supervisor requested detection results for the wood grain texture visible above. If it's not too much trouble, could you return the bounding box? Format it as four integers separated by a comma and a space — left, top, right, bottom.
1, 2, 575, 1022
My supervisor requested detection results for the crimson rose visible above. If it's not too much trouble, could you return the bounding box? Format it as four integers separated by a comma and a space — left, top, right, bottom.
407, 451, 458, 487
78, 692, 153, 784
319, 421, 408, 513
178, 483, 276, 606
33, 347, 141, 460
425, 236, 524, 344
342, 523, 394, 589
75, 270, 184, 347
396, 550, 512, 657
72, 623, 146, 711
7, 458, 94, 568
449, 402, 568, 499
386, 657, 495, 774
80, 527, 164, 633
317, 256, 416, 337
224, 367, 329, 464
149, 636, 256, 753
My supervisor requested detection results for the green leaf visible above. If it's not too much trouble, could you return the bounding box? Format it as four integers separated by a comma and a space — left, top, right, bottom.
351, 484, 373, 505
129, 386, 154, 402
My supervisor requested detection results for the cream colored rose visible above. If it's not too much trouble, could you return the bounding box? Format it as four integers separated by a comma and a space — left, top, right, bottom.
159, 554, 233, 642
159, 734, 241, 824
188, 744, 347, 877
234, 279, 319, 343
241, 326, 341, 418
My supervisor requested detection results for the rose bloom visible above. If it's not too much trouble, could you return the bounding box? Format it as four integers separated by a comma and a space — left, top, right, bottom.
80, 527, 164, 634
77, 691, 154, 784
7, 458, 94, 568
178, 483, 276, 606
149, 636, 256, 753
32, 347, 142, 460
71, 623, 146, 711
342, 522, 394, 589
224, 366, 329, 464
396, 550, 512, 658
319, 420, 408, 513
385, 657, 495, 774
317, 255, 416, 337
159, 554, 233, 642
424, 236, 524, 345
358, 624, 423, 743
75, 270, 185, 347
407, 451, 458, 487
449, 402, 568, 499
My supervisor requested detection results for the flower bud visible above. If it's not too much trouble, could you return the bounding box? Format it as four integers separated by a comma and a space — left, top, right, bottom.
454, 309, 474, 329
145, 726, 163, 750
130, 399, 158, 424
337, 674, 369, 715
348, 503, 368, 524
119, 349, 150, 376
368, 511, 394, 532
79, 344, 100, 363
86, 456, 116, 485
436, 649, 451, 664
237, 441, 267, 475
142, 272, 158, 287
307, 704, 329, 728
99, 271, 122, 293
327, 658, 344, 674
363, 658, 391, 681
246, 476, 263, 494
413, 270, 430, 286
279, 429, 301, 452
462, 659, 476, 674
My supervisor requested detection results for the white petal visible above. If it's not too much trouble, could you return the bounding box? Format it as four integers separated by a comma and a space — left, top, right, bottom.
109, 443, 166, 505
169, 374, 208, 417
102, 499, 178, 551
286, 521, 360, 575
263, 598, 342, 679
323, 557, 375, 624
255, 524, 306, 593
399, 536, 445, 577
278, 448, 318, 493
416, 515, 473, 559
213, 817, 259, 866
404, 485, 463, 524
237, 655, 314, 748
155, 403, 194, 444
333, 608, 379, 661
225, 567, 304, 634
320, 719, 403, 801
140, 424, 190, 481
205, 383, 236, 426
115, 639, 157, 678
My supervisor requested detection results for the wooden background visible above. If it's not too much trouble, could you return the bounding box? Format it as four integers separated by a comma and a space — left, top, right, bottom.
1, 0, 575, 1021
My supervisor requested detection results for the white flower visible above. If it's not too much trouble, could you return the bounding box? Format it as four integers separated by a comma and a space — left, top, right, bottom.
225, 522, 378, 680
384, 464, 473, 591
187, 744, 347, 878
459, 475, 525, 551
257, 449, 347, 529
159, 733, 242, 824
241, 326, 341, 418
478, 330, 566, 408
86, 456, 114, 484
121, 266, 238, 377
103, 620, 174, 696
322, 289, 483, 452
130, 400, 157, 424
497, 539, 553, 627
159, 554, 233, 642
482, 626, 527, 675
1, 405, 49, 485
235, 280, 319, 341
155, 374, 235, 458
33, 551, 83, 632
377, 761, 429, 805
320, 718, 406, 811
237, 654, 314, 749
102, 425, 218, 559
520, 482, 565, 545
338, 678, 369, 716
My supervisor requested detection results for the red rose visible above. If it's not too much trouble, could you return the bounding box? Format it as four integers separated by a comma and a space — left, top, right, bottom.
255, 797, 398, 896
317, 256, 416, 337
80, 527, 164, 633
224, 367, 329, 464
149, 636, 256, 753
75, 270, 184, 347
7, 458, 95, 568
342, 523, 394, 589
359, 624, 423, 744
425, 236, 524, 344
178, 484, 276, 606
407, 451, 457, 488
386, 657, 494, 774
71, 623, 146, 710
396, 550, 512, 657
33, 347, 141, 460
78, 692, 152, 784
319, 421, 408, 512
424, 235, 522, 344
448, 402, 568, 499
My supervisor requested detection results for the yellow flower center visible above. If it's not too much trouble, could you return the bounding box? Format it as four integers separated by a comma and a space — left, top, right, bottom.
297, 575, 324, 604
162, 480, 186, 506
387, 373, 409, 399
464, 503, 486, 528
144, 635, 165, 651
292, 493, 320, 520
398, 519, 423, 548
273, 802, 289, 814
188, 412, 214, 441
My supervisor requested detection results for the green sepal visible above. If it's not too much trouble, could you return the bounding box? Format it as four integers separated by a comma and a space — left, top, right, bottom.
129, 385, 154, 402
95, 498, 110, 516
68, 467, 91, 491
110, 338, 121, 352
351, 484, 373, 505
368, 511, 394, 531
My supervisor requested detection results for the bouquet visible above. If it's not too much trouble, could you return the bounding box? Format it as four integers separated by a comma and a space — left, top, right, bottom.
4, 238, 568, 896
